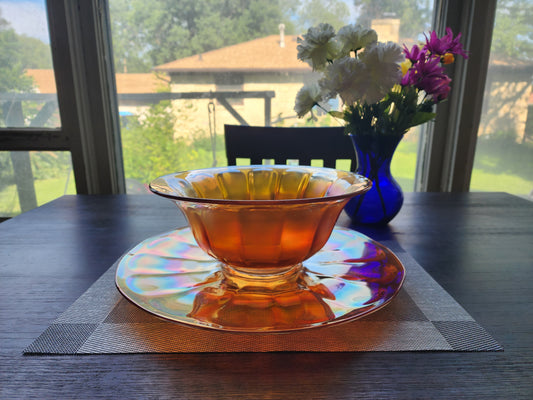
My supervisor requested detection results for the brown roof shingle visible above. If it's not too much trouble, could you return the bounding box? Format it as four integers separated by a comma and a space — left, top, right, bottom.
25, 69, 169, 93
154, 35, 311, 73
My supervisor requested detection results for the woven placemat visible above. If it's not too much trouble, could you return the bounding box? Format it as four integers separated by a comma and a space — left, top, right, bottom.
24, 240, 502, 354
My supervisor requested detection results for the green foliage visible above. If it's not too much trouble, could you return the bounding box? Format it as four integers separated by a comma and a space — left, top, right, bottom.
0, 151, 72, 195
491, 0, 533, 61
110, 0, 291, 72
0, 10, 54, 126
0, 152, 14, 190
120, 100, 221, 184
343, 86, 435, 136
30, 152, 72, 180
17, 35, 53, 69
474, 132, 533, 183
352, 0, 432, 39
354, 0, 533, 61
0, 11, 34, 92
292, 0, 351, 31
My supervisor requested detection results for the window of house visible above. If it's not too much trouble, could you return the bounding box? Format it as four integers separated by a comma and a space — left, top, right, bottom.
215, 73, 244, 106
0, 0, 74, 218
470, 0, 533, 200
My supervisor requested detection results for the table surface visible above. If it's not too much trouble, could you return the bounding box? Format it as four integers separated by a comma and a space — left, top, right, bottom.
1, 193, 532, 399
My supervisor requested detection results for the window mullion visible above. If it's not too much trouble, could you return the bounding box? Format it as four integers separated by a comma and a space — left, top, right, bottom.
415, 0, 497, 192
46, 0, 125, 195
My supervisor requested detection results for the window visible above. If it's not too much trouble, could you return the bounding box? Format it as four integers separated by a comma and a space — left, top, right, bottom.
470, 0, 533, 199
108, 0, 434, 192
0, 0, 73, 217
215, 74, 244, 106
1, 0, 520, 217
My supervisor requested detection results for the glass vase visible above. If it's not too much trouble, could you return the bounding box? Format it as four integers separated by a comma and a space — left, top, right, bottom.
344, 132, 404, 225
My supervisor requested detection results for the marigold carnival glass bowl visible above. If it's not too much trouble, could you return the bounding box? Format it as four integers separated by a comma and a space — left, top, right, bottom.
149, 165, 372, 275
115, 165, 406, 332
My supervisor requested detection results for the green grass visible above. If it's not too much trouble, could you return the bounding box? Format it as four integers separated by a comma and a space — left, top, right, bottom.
391, 139, 418, 191
0, 172, 75, 216
470, 159, 532, 194
470, 169, 532, 193
470, 136, 533, 195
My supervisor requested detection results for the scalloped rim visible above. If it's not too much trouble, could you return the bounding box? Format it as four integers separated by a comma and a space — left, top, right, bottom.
149, 165, 372, 205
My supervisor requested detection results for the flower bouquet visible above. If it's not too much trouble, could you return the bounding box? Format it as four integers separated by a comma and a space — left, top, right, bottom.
294, 23, 467, 224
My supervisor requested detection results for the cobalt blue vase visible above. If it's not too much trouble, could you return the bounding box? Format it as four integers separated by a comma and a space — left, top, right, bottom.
344, 132, 404, 225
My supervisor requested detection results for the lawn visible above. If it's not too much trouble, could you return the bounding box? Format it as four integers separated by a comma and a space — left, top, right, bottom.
391, 138, 418, 191
0, 173, 75, 216
470, 136, 533, 195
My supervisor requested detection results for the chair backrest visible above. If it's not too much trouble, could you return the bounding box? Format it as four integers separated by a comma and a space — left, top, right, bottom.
224, 125, 356, 171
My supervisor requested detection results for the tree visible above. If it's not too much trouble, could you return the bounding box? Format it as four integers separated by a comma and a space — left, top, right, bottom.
1, 12, 55, 128
491, 0, 533, 61
17, 35, 53, 69
0, 10, 34, 93
352, 0, 432, 40
110, 0, 291, 72
289, 0, 351, 32
108, 0, 152, 72
121, 99, 218, 183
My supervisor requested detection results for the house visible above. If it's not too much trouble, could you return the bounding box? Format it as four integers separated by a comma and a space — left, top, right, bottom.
153, 29, 315, 136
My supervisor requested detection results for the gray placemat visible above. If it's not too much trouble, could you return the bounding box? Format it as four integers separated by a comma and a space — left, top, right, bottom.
24, 240, 502, 354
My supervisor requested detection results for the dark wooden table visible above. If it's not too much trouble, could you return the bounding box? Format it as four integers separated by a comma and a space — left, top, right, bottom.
1, 193, 532, 399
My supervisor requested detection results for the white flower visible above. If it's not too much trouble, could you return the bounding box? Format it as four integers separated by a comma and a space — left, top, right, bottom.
319, 42, 403, 105
294, 82, 324, 117
336, 25, 377, 56
361, 41, 404, 65
297, 23, 339, 71
294, 23, 406, 115
358, 41, 404, 103
319, 56, 368, 105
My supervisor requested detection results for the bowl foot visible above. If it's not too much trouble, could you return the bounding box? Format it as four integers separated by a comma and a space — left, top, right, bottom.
220, 262, 304, 292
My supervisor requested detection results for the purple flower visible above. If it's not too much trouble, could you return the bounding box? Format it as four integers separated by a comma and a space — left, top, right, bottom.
424, 27, 468, 59
403, 44, 425, 63
402, 55, 452, 101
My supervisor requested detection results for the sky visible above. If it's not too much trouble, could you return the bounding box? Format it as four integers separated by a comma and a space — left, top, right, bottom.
0, 0, 49, 43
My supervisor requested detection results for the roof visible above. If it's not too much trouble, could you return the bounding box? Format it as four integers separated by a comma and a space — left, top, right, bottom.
25, 69, 169, 93
154, 35, 311, 73
26, 69, 57, 93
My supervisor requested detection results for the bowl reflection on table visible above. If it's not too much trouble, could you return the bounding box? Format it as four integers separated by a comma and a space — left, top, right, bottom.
149, 165, 371, 278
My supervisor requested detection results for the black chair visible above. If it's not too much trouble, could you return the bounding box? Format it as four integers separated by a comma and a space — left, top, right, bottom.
224, 125, 357, 171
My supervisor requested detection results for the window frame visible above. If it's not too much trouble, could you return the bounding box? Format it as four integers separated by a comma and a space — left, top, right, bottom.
415, 0, 498, 192
0, 0, 125, 195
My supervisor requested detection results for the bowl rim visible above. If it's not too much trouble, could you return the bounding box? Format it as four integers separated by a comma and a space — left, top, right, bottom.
149, 165, 372, 205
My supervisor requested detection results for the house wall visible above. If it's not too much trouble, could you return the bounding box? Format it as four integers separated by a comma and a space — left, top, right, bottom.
168, 71, 314, 140
167, 73, 216, 141
479, 67, 533, 142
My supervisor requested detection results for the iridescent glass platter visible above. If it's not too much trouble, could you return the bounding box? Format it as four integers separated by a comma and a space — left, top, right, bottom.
115, 226, 405, 332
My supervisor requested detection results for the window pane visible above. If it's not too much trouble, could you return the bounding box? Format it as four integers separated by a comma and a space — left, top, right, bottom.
109, 0, 433, 192
471, 0, 533, 200
0, 1, 70, 218
0, 0, 60, 128
0, 151, 75, 218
